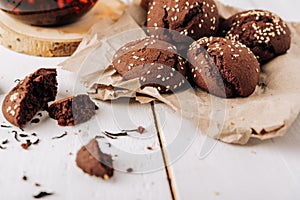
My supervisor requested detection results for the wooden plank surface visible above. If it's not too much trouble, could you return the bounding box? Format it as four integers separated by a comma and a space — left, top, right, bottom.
0, 45, 172, 200
154, 104, 300, 200
153, 0, 300, 199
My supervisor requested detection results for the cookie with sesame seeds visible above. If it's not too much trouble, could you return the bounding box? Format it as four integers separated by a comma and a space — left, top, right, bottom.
220, 10, 291, 64
187, 37, 260, 98
112, 38, 187, 93
146, 0, 219, 46
2, 68, 57, 128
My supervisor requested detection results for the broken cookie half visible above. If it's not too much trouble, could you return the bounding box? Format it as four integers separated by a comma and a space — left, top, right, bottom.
76, 138, 114, 180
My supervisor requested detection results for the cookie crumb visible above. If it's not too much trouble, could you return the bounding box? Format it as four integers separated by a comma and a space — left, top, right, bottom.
33, 191, 53, 199
35, 183, 41, 187
147, 146, 153, 150
126, 168, 133, 173
22, 175, 28, 181
137, 126, 145, 134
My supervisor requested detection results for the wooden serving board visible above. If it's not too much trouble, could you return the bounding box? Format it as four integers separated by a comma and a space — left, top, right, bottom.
0, 0, 126, 57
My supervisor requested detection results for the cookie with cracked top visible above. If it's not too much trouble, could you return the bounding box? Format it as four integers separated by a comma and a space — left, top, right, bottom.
146, 0, 219, 47
76, 138, 114, 180
220, 10, 291, 64
2, 68, 57, 128
188, 37, 260, 98
112, 37, 187, 93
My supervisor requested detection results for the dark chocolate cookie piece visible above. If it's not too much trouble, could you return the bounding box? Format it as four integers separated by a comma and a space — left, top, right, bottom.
146, 0, 219, 44
76, 138, 113, 179
112, 38, 187, 93
48, 94, 97, 126
2, 68, 57, 128
188, 37, 260, 98
220, 10, 291, 64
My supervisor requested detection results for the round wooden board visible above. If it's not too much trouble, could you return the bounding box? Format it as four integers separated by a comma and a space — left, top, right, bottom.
0, 0, 126, 57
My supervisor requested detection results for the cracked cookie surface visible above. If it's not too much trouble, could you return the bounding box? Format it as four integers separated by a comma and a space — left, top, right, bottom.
112, 38, 188, 93
188, 37, 260, 98
146, 0, 219, 48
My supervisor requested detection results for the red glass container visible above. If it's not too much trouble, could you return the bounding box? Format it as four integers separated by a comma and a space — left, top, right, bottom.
0, 0, 98, 26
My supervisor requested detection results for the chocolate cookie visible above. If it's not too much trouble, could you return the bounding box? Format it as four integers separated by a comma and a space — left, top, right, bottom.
112, 38, 187, 93
2, 68, 57, 128
220, 10, 291, 64
48, 94, 97, 126
146, 0, 219, 44
76, 138, 113, 180
188, 37, 260, 98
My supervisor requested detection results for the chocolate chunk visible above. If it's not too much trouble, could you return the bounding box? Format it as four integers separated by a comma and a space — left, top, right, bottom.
76, 139, 114, 179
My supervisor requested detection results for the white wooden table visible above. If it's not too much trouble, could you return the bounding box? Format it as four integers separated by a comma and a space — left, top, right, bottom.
0, 0, 300, 199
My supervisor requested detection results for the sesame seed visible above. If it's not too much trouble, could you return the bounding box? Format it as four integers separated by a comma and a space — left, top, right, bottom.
6, 106, 11, 113
10, 110, 16, 116
10, 93, 18, 102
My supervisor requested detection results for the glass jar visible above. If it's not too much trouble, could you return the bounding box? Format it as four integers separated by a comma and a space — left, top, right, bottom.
0, 0, 98, 26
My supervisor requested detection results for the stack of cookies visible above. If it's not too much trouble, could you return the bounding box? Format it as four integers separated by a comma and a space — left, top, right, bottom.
112, 0, 291, 98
